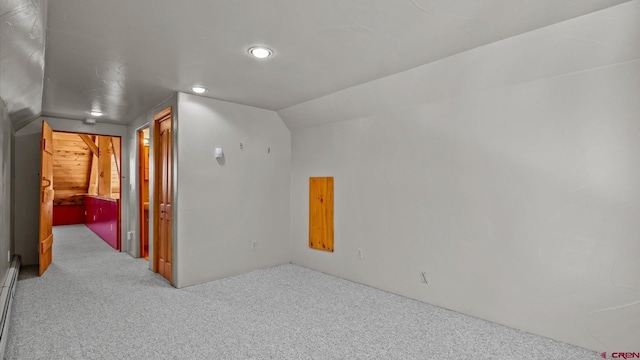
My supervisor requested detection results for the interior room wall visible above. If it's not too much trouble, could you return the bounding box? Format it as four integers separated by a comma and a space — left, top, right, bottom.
175, 93, 291, 288
0, 100, 14, 282
281, 1, 640, 352
126, 94, 177, 260
13, 117, 127, 265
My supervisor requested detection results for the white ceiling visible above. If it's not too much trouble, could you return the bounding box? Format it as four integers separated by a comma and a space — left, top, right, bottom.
8, 0, 633, 126
0, 0, 47, 128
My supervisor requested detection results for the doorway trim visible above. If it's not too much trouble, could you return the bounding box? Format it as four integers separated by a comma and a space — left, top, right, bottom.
137, 127, 150, 260
38, 127, 124, 275
53, 130, 123, 251
152, 106, 174, 284
39, 120, 54, 275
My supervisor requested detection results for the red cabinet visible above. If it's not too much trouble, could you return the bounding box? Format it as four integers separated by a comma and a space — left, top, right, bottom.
85, 195, 119, 250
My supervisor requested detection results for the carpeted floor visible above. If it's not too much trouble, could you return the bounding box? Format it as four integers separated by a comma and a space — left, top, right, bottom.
5, 224, 600, 359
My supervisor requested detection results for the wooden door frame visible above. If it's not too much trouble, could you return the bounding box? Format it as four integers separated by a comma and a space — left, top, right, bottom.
152, 106, 173, 283
113, 136, 122, 252
43, 129, 123, 252
137, 128, 148, 259
39, 120, 54, 275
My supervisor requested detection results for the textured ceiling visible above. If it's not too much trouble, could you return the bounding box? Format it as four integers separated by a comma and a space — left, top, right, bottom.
0, 0, 47, 129
11, 0, 635, 125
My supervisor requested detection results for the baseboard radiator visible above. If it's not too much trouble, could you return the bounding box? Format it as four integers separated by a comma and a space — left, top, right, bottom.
0, 255, 20, 358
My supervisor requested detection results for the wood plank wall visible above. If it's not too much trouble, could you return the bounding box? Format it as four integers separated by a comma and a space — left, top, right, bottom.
52, 132, 121, 204
52, 132, 92, 205
110, 139, 120, 198
309, 177, 334, 252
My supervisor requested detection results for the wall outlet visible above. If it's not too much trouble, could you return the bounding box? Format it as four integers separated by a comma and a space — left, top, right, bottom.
252, 240, 258, 250
93, 215, 96, 221
357, 248, 363, 259
110, 224, 113, 231
7, 250, 10, 262
127, 231, 133, 240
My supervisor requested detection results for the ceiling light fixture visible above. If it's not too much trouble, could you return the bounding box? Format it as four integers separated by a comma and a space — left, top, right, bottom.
191, 85, 208, 94
90, 110, 105, 117
248, 46, 273, 59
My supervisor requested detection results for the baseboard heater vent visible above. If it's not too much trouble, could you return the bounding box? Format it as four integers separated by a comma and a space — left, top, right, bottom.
0, 255, 21, 358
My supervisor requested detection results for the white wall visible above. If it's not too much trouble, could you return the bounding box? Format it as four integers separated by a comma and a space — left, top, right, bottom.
126, 94, 177, 261
282, 1, 640, 352
175, 93, 291, 288
13, 117, 128, 265
0, 99, 13, 282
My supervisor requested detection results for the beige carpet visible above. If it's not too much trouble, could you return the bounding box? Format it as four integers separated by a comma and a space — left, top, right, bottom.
5, 224, 600, 359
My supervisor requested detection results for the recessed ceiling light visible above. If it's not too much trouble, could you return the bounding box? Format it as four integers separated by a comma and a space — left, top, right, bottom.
90, 110, 105, 117
248, 46, 273, 59
191, 85, 208, 94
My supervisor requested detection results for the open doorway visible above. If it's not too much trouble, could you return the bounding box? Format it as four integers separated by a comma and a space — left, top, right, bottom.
133, 107, 173, 283
50, 130, 122, 252
138, 127, 150, 260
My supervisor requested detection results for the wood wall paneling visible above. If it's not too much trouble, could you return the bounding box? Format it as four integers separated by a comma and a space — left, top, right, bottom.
88, 136, 99, 195
78, 134, 99, 155
111, 137, 121, 177
51, 132, 122, 207
52, 132, 92, 204
97, 136, 112, 197
110, 141, 120, 196
309, 177, 334, 252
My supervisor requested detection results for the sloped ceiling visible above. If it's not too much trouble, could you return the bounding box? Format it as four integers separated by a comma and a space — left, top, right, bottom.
0, 0, 47, 130
4, 0, 633, 127
51, 131, 121, 204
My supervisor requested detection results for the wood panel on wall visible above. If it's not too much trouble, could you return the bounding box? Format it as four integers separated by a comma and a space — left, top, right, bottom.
309, 177, 334, 252
97, 136, 112, 197
88, 136, 99, 195
52, 132, 92, 205
52, 132, 122, 203
110, 139, 120, 197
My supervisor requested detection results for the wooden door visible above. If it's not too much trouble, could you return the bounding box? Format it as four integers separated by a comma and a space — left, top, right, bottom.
153, 107, 172, 283
39, 120, 54, 275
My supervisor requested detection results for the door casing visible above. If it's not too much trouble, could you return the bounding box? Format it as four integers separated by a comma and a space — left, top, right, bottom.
152, 107, 173, 284
39, 120, 54, 275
